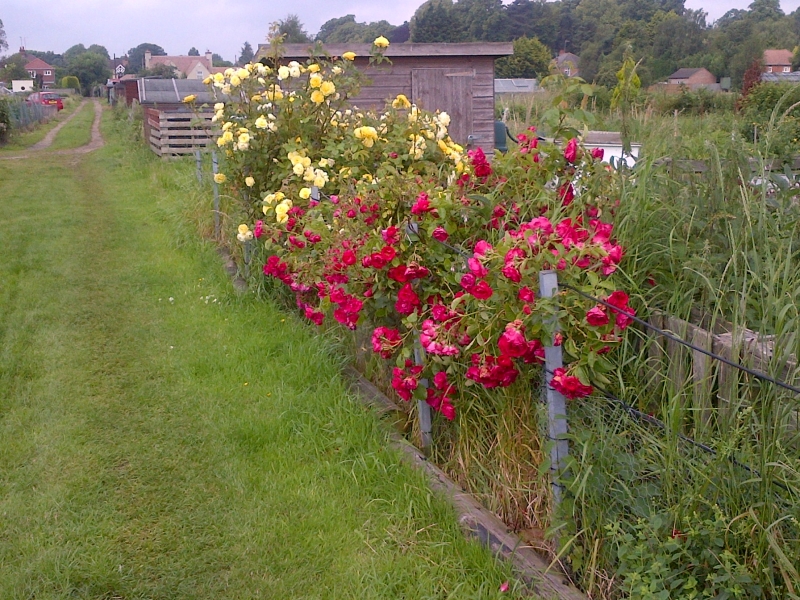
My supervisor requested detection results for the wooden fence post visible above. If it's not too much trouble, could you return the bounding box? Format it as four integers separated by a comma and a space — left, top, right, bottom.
413, 340, 433, 450
211, 151, 220, 239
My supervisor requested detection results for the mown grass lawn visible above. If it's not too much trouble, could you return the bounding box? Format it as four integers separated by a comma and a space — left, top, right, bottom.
0, 97, 83, 154
47, 99, 95, 151
0, 108, 526, 598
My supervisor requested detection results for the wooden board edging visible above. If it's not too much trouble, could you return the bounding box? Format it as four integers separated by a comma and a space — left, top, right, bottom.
345, 367, 587, 600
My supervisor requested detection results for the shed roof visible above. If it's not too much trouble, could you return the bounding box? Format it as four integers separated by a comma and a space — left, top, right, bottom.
494, 79, 539, 93
258, 42, 513, 61
149, 55, 213, 74
668, 68, 703, 79
763, 49, 792, 66
137, 78, 217, 104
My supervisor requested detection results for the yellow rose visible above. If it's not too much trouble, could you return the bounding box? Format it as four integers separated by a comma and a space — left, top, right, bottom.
320, 81, 336, 96
310, 90, 325, 104
373, 36, 389, 49
308, 63, 320, 73
203, 76, 212, 85
245, 176, 255, 187
342, 51, 356, 61
214, 173, 227, 184
230, 75, 241, 87
255, 115, 269, 129
299, 188, 312, 200
182, 94, 196, 103
277, 66, 290, 80
266, 86, 284, 101
238, 224, 250, 235
309, 73, 323, 88
392, 94, 411, 109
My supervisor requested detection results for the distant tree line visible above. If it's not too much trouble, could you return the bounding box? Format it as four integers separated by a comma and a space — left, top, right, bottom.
269, 0, 800, 89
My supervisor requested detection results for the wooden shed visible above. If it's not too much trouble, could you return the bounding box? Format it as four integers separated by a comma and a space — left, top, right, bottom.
256, 42, 513, 149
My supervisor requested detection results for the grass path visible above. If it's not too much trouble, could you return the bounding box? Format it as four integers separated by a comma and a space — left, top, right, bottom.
0, 108, 522, 598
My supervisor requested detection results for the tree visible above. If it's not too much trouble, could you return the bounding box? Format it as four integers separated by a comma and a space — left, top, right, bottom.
140, 64, 178, 78
188, 47, 200, 56
126, 43, 166, 74
410, 0, 462, 42
316, 15, 357, 41
0, 18, 7, 53
495, 36, 552, 78
0, 54, 29, 82
212, 53, 233, 67
238, 42, 254, 65
276, 14, 312, 43
87, 44, 110, 60
63, 44, 88, 63
60, 75, 81, 92
67, 52, 111, 95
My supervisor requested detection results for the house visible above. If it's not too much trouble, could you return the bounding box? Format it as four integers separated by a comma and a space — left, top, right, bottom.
24, 56, 56, 89
663, 67, 720, 92
255, 42, 513, 149
144, 50, 225, 80
110, 57, 129, 78
554, 51, 580, 78
763, 49, 792, 74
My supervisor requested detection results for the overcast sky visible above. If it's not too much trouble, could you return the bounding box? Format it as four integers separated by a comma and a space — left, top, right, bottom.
3, 0, 800, 63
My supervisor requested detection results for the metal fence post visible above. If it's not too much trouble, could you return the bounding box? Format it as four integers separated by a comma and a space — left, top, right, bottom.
211, 150, 220, 239
539, 270, 569, 509
195, 150, 202, 183
414, 338, 433, 450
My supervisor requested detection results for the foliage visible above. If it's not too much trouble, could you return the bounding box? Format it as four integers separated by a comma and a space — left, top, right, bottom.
276, 14, 312, 43
212, 53, 233, 68
67, 52, 111, 96
495, 36, 552, 79
238, 42, 254, 65
196, 37, 629, 427
0, 18, 7, 53
126, 43, 167, 74
60, 75, 81, 92
140, 64, 179, 79
315, 14, 399, 44
0, 54, 29, 82
0, 96, 10, 144
739, 82, 800, 159
188, 47, 200, 56
611, 47, 642, 156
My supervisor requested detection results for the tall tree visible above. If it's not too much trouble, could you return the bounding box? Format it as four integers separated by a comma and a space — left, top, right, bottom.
87, 44, 110, 60
188, 47, 200, 56
410, 0, 462, 42
63, 44, 88, 63
495, 36, 552, 78
126, 43, 167, 74
277, 14, 312, 43
238, 42, 254, 65
0, 54, 29, 81
212, 53, 233, 67
67, 52, 110, 95
0, 18, 7, 53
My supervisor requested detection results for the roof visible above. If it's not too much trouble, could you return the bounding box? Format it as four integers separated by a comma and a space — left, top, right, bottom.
259, 42, 513, 61
494, 79, 539, 93
149, 55, 212, 74
669, 68, 704, 79
555, 52, 579, 66
763, 49, 792, 66
761, 71, 800, 82
137, 78, 218, 104
24, 57, 53, 70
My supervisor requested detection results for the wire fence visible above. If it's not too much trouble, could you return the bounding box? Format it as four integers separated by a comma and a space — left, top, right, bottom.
3, 97, 57, 130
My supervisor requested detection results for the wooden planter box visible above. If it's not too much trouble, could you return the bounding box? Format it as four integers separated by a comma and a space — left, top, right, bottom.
144, 108, 214, 158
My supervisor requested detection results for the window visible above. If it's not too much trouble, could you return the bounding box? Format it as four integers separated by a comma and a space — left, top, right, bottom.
767, 66, 773, 72
28, 70, 36, 77
784, 66, 791, 73
44, 70, 51, 76
197, 70, 203, 78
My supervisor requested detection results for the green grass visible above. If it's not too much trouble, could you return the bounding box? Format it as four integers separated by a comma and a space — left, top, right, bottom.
48, 100, 95, 150
0, 97, 83, 153
0, 108, 526, 599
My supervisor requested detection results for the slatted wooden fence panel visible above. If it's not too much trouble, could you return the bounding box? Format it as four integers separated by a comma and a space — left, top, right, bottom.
146, 110, 215, 158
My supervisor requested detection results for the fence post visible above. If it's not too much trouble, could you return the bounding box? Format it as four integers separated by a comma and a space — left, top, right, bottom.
211, 150, 220, 239
195, 150, 202, 183
538, 270, 569, 510
414, 337, 433, 450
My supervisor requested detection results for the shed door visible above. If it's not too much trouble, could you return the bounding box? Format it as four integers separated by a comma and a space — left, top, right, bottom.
411, 68, 474, 145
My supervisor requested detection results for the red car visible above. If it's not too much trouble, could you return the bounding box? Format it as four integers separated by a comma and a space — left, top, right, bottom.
27, 92, 64, 111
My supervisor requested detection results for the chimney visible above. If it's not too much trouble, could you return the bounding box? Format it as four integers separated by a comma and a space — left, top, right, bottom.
205, 50, 213, 67
144, 50, 152, 69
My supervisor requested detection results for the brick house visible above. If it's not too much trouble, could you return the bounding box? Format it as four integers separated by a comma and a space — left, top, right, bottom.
667, 68, 717, 87
144, 50, 225, 80
554, 51, 580, 77
24, 56, 56, 89
763, 49, 792, 74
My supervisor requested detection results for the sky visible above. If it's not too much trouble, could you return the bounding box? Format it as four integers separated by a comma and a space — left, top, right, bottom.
3, 0, 800, 64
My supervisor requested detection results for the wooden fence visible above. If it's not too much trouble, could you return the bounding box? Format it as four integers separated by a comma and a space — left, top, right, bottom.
144, 108, 214, 158
645, 309, 798, 433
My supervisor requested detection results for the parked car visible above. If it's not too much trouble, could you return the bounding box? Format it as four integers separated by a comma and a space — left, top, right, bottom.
26, 92, 64, 111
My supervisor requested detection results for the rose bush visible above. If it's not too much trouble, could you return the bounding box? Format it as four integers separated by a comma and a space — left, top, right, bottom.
201, 38, 633, 422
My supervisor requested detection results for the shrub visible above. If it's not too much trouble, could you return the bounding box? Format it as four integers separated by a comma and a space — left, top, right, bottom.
60, 75, 81, 93
0, 97, 11, 144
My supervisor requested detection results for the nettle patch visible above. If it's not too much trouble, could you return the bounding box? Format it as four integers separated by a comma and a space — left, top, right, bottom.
198, 39, 633, 422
